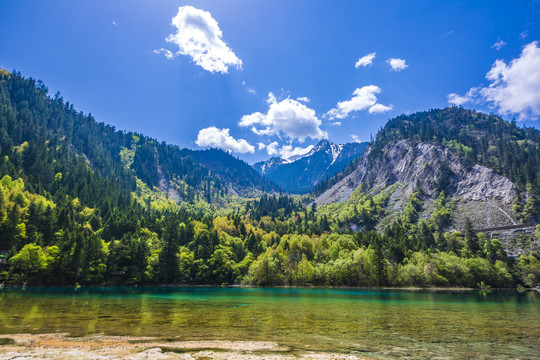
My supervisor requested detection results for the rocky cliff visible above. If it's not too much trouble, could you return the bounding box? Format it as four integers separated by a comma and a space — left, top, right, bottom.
315, 139, 523, 230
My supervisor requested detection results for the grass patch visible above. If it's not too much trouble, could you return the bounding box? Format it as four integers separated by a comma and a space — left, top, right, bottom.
0, 337, 16, 345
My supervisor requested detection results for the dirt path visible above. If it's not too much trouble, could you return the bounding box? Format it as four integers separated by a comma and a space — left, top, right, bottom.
0, 333, 367, 359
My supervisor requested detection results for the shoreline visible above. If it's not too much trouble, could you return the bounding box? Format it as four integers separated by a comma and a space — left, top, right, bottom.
0, 283, 534, 292
0, 333, 368, 360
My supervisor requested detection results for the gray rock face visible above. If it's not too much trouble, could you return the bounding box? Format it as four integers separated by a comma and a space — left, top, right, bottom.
315, 139, 521, 229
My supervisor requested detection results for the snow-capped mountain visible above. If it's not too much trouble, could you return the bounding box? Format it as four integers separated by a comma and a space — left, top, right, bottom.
252, 139, 368, 193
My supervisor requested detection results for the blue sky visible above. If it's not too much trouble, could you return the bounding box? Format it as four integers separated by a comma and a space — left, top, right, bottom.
1, 0, 539, 163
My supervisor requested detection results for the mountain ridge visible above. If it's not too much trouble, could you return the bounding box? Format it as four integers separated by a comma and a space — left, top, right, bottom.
314, 107, 540, 254
253, 139, 368, 193
0, 70, 279, 210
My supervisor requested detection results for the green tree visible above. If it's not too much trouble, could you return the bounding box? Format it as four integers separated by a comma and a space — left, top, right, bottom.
464, 218, 480, 256
9, 243, 47, 283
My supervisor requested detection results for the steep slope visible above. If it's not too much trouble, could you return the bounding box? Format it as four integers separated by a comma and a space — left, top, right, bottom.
315, 108, 539, 231
0, 70, 278, 208
188, 149, 279, 197
253, 139, 368, 193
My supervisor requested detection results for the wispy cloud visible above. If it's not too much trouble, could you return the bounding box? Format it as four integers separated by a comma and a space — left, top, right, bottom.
350, 134, 364, 143
242, 81, 256, 94
492, 40, 507, 50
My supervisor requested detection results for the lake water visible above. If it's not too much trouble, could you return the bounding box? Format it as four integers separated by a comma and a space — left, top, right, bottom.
0, 287, 538, 359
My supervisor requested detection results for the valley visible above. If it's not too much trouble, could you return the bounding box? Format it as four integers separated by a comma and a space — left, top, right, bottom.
0, 70, 538, 289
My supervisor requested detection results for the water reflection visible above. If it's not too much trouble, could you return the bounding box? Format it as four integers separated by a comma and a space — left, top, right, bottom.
0, 287, 538, 358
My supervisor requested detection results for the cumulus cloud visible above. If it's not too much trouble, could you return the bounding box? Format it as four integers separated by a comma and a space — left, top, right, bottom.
368, 103, 393, 114
326, 85, 393, 119
239, 92, 327, 142
492, 40, 506, 50
156, 6, 242, 74
259, 142, 314, 159
355, 52, 376, 68
296, 96, 310, 103
387, 58, 408, 71
448, 42, 540, 120
482, 41, 540, 119
195, 127, 254, 154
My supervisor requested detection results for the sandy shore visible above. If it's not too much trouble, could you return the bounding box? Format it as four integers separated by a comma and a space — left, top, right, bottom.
0, 333, 368, 359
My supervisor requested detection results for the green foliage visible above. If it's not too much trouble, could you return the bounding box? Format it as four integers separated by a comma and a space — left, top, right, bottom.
0, 71, 537, 289
430, 191, 453, 231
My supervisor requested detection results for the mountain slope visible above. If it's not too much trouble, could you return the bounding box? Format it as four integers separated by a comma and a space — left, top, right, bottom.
253, 139, 368, 193
0, 70, 278, 209
315, 108, 539, 232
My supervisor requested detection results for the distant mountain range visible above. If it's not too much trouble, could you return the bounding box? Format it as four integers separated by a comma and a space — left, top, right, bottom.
252, 139, 368, 193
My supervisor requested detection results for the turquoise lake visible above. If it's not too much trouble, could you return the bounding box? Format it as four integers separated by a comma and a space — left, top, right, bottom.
0, 287, 539, 359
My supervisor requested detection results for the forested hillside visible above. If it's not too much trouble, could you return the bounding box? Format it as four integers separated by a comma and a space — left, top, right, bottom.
0, 70, 539, 289
316, 107, 540, 227
373, 107, 540, 194
0, 69, 277, 210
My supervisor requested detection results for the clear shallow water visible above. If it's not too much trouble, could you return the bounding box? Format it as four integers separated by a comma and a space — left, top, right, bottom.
0, 287, 539, 359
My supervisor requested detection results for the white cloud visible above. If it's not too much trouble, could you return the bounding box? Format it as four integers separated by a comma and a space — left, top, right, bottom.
447, 87, 479, 106
326, 85, 392, 119
368, 103, 393, 114
330, 121, 341, 126
279, 144, 314, 159
350, 135, 363, 143
447, 93, 471, 106
387, 58, 408, 71
296, 96, 310, 103
242, 81, 256, 94
259, 141, 279, 156
481, 41, 540, 119
520, 31, 529, 40
195, 127, 254, 154
492, 40, 506, 50
259, 142, 314, 159
449, 42, 540, 120
154, 48, 175, 60
112, 20, 118, 26
239, 92, 327, 142
156, 6, 242, 74
355, 52, 376, 68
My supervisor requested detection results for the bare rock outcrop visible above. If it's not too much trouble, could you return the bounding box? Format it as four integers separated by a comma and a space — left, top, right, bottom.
315, 139, 520, 229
